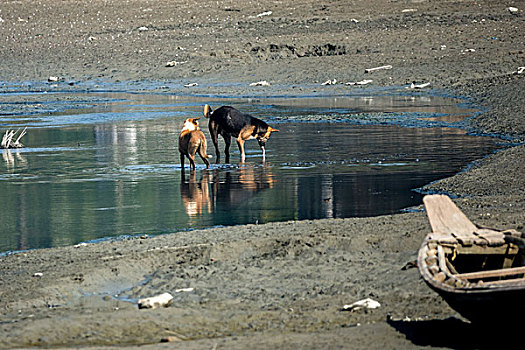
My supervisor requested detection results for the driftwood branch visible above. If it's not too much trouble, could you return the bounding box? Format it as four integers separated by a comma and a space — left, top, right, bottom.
364, 65, 392, 73
1, 128, 27, 149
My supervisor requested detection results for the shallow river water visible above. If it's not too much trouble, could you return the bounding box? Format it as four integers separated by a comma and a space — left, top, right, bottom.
0, 88, 499, 252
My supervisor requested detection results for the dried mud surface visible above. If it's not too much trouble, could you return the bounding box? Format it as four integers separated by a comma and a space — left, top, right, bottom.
0, 1, 524, 349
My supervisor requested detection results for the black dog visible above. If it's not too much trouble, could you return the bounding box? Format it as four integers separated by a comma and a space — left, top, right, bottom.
203, 105, 279, 163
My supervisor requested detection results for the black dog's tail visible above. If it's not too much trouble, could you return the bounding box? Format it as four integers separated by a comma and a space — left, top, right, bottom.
203, 104, 212, 118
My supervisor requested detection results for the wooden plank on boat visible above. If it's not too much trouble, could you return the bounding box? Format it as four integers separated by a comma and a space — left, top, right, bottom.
423, 195, 477, 237
479, 277, 525, 286
454, 244, 518, 255
455, 266, 525, 280
474, 229, 506, 246
427, 233, 458, 245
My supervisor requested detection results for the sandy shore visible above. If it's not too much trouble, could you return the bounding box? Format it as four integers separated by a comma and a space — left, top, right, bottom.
0, 1, 524, 348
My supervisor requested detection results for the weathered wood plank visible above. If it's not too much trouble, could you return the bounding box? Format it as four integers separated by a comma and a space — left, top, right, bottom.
479, 277, 525, 285
474, 229, 506, 245
455, 266, 525, 280
454, 245, 518, 255
423, 195, 477, 237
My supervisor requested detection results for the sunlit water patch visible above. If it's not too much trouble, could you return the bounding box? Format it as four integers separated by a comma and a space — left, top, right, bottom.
0, 90, 499, 253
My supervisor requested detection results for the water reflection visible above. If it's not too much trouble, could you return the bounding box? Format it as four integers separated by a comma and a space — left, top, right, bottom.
180, 165, 276, 218
180, 171, 212, 217
2, 149, 27, 170
0, 92, 500, 253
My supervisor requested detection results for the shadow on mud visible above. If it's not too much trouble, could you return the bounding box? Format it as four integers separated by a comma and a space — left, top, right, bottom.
388, 317, 518, 349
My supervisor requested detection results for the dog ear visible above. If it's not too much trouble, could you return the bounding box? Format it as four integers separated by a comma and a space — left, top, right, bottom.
268, 126, 280, 133
203, 104, 212, 118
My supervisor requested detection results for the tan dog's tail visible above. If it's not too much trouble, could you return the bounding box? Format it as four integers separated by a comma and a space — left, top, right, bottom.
203, 104, 212, 118
200, 136, 213, 159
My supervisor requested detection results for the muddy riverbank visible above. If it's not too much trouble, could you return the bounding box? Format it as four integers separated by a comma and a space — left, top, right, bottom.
0, 1, 524, 348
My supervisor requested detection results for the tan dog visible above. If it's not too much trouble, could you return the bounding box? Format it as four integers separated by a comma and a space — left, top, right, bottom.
178, 118, 211, 170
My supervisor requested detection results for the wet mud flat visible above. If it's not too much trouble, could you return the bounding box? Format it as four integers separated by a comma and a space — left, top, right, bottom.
0, 0, 524, 349
0, 86, 522, 350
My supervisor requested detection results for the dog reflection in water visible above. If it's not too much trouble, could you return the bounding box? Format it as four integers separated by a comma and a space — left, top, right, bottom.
210, 165, 276, 206
178, 118, 211, 171
180, 171, 212, 217
180, 165, 276, 217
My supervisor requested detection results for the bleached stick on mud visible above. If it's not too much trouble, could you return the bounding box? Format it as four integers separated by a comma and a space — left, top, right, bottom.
14, 127, 27, 147
1, 130, 14, 148
346, 79, 373, 86
1, 128, 27, 149
321, 79, 337, 85
365, 65, 392, 73
408, 82, 431, 89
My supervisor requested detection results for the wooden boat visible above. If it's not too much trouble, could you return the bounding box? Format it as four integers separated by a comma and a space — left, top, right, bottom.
418, 194, 525, 322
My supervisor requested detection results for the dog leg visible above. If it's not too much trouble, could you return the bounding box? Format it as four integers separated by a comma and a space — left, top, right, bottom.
198, 144, 211, 169
208, 120, 221, 164
236, 138, 246, 163
188, 155, 196, 170
223, 134, 231, 164
187, 149, 197, 170
180, 152, 186, 173
188, 141, 201, 170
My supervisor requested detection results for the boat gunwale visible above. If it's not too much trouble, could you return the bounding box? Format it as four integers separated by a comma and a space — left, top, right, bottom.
418, 234, 525, 294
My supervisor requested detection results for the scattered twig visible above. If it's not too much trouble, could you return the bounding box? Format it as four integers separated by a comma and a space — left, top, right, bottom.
321, 79, 337, 85
365, 65, 392, 73
248, 11, 272, 19
346, 79, 373, 86
407, 82, 431, 89
166, 60, 186, 67
1, 128, 27, 149
514, 66, 525, 75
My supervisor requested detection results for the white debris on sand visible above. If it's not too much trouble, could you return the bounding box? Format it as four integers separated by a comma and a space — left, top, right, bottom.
321, 79, 337, 85
138, 292, 174, 309
249, 80, 271, 87
514, 66, 525, 74
365, 65, 392, 73
256, 11, 272, 18
408, 82, 431, 89
165, 60, 186, 67
346, 79, 373, 86
342, 298, 381, 311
